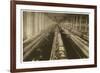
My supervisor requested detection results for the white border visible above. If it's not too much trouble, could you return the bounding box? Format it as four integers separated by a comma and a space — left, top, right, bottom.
16, 5, 95, 69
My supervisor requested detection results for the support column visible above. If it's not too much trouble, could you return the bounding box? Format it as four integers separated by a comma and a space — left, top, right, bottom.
75, 15, 78, 31
38, 13, 41, 32
34, 12, 39, 35
23, 12, 27, 40
79, 15, 82, 32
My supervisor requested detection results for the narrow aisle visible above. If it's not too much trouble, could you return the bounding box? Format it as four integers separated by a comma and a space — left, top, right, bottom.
50, 26, 67, 60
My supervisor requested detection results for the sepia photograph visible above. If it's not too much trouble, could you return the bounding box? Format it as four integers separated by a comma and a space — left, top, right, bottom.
11, 1, 97, 72
23, 11, 89, 62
